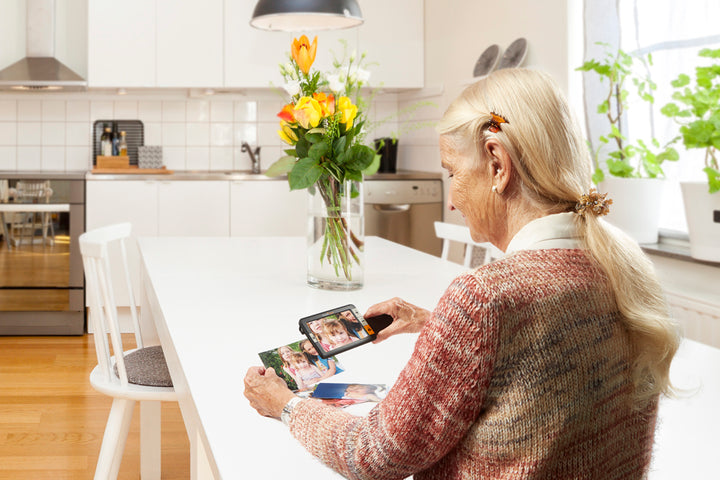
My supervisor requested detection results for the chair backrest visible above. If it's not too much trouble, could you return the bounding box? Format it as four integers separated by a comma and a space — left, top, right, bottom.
79, 223, 142, 387
16, 180, 52, 203
434, 221, 503, 268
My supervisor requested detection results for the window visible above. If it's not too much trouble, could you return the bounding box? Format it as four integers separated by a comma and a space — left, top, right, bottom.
583, 0, 720, 234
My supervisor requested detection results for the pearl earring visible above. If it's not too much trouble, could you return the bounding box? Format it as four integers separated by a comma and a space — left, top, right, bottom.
491, 185, 498, 193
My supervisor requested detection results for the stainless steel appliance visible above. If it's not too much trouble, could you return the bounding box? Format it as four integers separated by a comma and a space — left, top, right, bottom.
0, 175, 85, 334
365, 176, 443, 256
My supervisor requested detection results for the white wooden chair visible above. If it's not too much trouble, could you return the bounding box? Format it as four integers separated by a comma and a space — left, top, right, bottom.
434, 221, 504, 268
80, 223, 177, 480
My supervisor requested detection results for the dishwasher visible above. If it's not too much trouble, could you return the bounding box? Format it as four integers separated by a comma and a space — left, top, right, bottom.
364, 178, 443, 256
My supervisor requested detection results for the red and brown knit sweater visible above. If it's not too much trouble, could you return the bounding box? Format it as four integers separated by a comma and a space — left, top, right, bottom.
289, 249, 658, 479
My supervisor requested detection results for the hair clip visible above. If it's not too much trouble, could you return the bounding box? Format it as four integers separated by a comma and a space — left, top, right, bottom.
487, 112, 509, 133
575, 188, 612, 217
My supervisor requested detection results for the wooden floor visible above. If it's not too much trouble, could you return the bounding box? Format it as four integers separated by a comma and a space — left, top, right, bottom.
0, 334, 190, 479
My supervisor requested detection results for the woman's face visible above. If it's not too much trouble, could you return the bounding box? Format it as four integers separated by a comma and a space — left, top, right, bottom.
309, 320, 323, 334
302, 343, 318, 355
279, 347, 293, 361
439, 135, 495, 244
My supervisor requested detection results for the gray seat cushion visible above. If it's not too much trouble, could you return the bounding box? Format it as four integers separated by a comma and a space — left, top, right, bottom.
113, 345, 173, 387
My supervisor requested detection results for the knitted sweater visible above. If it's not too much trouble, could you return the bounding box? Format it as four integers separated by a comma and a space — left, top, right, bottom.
288, 249, 658, 479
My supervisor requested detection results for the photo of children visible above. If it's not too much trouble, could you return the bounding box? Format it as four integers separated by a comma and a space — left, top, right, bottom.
311, 383, 387, 403
303, 308, 372, 356
258, 340, 344, 392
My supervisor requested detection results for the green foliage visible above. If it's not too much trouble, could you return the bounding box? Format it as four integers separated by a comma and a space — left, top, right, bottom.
661, 48, 720, 193
577, 42, 678, 181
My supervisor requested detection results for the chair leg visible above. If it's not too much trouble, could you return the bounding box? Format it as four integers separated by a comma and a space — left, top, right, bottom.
140, 400, 162, 479
94, 398, 135, 480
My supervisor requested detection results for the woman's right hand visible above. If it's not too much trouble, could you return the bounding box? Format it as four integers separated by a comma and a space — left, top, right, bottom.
364, 297, 431, 344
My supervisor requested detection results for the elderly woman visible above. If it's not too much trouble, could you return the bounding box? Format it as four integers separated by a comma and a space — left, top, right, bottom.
244, 68, 679, 479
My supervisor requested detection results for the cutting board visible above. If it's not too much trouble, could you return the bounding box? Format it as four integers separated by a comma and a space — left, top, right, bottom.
91, 165, 174, 174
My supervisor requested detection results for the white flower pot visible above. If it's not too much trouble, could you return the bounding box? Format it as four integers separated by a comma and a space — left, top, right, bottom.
599, 177, 664, 244
681, 181, 720, 262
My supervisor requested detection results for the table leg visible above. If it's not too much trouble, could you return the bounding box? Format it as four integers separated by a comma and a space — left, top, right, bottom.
191, 429, 216, 480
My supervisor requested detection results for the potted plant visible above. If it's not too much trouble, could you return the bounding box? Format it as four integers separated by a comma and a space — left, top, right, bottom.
577, 43, 678, 243
661, 47, 720, 262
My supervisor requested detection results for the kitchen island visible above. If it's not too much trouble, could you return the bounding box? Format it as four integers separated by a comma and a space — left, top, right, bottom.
137, 236, 720, 480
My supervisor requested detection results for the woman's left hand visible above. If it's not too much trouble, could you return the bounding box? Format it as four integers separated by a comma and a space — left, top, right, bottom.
244, 366, 297, 419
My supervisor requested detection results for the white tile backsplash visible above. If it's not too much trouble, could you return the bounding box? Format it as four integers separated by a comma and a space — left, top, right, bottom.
210, 123, 232, 146
186, 146, 210, 170
210, 146, 233, 171
114, 100, 139, 119
0, 91, 398, 173
42, 100, 66, 121
162, 101, 186, 122
66, 100, 90, 121
17, 123, 42, 145
138, 101, 162, 122
0, 100, 16, 121
186, 123, 210, 146
0, 146, 17, 169
187, 100, 210, 122
18, 100, 42, 121
17, 146, 41, 170
42, 146, 65, 170
162, 123, 186, 146
42, 122, 66, 146
0, 123, 17, 145
210, 101, 233, 122
90, 101, 114, 121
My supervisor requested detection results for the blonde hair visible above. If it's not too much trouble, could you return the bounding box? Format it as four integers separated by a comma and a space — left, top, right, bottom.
438, 68, 679, 404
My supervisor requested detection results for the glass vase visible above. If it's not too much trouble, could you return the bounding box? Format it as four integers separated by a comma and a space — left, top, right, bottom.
307, 177, 364, 290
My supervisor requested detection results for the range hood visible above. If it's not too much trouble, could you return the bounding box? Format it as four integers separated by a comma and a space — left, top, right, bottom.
0, 0, 86, 91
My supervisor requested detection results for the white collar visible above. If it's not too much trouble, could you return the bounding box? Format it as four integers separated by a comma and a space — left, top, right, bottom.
504, 212, 581, 255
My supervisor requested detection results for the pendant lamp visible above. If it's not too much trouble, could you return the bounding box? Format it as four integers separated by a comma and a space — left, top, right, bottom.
250, 0, 363, 32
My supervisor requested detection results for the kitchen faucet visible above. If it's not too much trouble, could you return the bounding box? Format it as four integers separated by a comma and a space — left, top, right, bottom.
241, 142, 261, 174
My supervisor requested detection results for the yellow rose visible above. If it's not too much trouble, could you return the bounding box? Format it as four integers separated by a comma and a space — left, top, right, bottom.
336, 96, 358, 129
293, 96, 323, 129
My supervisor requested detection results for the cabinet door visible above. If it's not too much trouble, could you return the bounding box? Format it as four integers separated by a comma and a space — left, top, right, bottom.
156, 0, 224, 87
224, 0, 358, 88
86, 180, 159, 306
230, 181, 306, 236
157, 181, 230, 236
358, 0, 424, 89
88, 0, 156, 87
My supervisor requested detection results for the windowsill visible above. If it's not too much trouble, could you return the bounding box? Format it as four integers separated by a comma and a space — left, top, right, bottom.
641, 231, 720, 268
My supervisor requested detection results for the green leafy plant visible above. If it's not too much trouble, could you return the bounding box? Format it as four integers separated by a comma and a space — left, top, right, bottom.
577, 43, 678, 184
660, 47, 720, 194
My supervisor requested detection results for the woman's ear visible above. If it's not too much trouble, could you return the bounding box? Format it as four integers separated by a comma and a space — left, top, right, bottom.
484, 138, 512, 194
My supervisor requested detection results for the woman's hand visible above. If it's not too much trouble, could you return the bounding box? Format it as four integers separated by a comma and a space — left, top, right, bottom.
244, 366, 297, 418
364, 297, 431, 344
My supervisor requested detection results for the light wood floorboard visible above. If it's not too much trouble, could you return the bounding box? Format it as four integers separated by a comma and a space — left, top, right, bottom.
0, 334, 190, 479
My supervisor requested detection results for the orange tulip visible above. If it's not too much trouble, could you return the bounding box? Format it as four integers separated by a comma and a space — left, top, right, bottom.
277, 103, 296, 123
291, 35, 317, 75
313, 92, 335, 117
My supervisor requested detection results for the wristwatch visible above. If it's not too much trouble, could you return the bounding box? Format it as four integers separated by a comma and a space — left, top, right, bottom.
281, 397, 303, 426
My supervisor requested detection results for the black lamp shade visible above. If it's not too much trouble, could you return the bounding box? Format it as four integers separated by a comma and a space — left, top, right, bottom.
250, 0, 364, 31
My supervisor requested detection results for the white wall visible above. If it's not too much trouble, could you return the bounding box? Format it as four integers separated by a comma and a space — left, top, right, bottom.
399, 0, 583, 226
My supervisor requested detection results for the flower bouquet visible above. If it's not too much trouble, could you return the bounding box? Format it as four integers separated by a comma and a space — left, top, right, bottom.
266, 36, 379, 289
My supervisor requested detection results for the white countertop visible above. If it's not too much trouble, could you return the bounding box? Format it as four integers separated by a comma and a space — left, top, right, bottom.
137, 236, 720, 479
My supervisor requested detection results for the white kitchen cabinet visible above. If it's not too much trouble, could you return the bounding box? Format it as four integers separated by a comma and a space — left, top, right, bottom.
358, 0, 424, 89
86, 180, 159, 305
230, 180, 306, 236
157, 180, 230, 236
88, 0, 156, 87
224, 0, 358, 88
156, 0, 224, 87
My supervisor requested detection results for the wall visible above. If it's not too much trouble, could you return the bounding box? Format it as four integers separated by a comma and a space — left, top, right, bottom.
398, 0, 582, 226
0, 90, 398, 172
